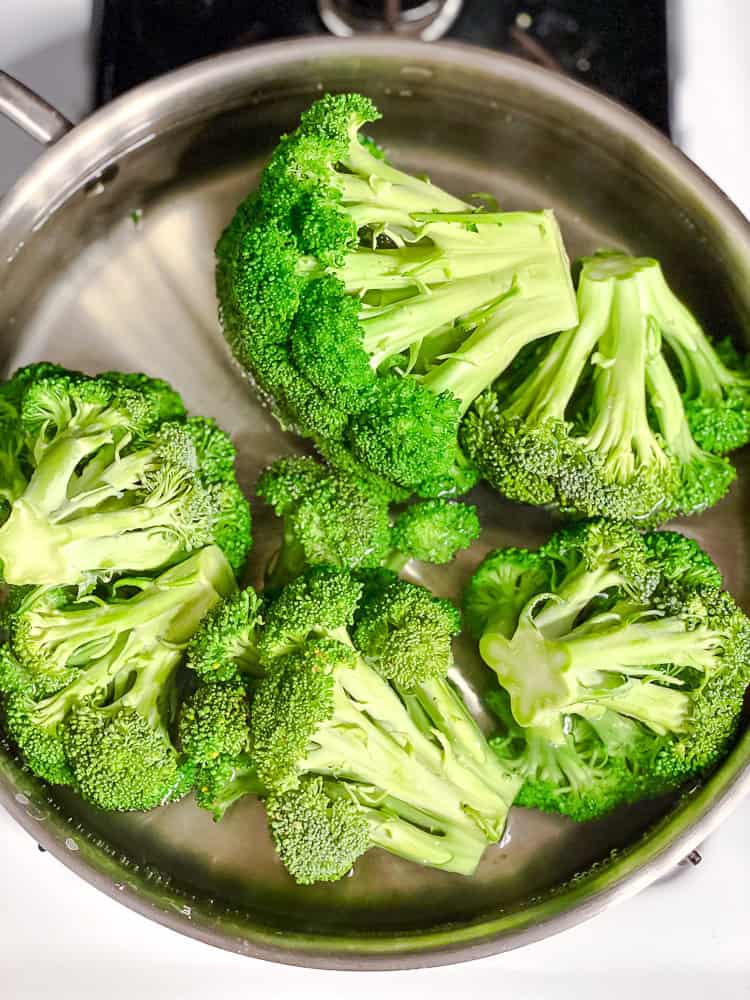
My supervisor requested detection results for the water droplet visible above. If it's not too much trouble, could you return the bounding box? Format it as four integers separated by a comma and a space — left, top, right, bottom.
14, 793, 29, 805
516, 11, 533, 29
64, 837, 79, 852
577, 56, 591, 72
398, 89, 414, 98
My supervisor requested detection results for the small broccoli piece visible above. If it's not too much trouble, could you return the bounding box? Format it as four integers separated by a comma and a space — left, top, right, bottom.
194, 752, 265, 821
257, 455, 480, 588
251, 567, 515, 881
177, 680, 250, 764
389, 498, 480, 568
461, 252, 743, 522
217, 92, 577, 498
467, 520, 750, 820
257, 456, 392, 588
0, 367, 251, 584
267, 775, 491, 885
185, 586, 264, 683
3, 546, 236, 809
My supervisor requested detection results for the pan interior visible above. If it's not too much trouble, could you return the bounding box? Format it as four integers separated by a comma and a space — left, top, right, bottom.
1, 73, 749, 944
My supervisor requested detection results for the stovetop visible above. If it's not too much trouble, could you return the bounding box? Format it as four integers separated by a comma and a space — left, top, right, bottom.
93, 0, 669, 133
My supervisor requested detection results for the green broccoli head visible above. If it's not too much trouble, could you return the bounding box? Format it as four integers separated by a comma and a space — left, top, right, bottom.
2, 690, 74, 786
462, 251, 747, 522
0, 367, 251, 585
258, 566, 363, 663
266, 775, 369, 885
186, 586, 263, 683
177, 680, 250, 764
217, 92, 576, 500
251, 638, 350, 790
3, 547, 235, 809
463, 546, 553, 641
62, 698, 188, 812
257, 456, 392, 588
472, 522, 750, 820
353, 579, 460, 688
390, 499, 480, 565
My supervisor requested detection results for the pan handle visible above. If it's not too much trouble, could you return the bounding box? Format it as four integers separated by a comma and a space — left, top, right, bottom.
0, 71, 73, 145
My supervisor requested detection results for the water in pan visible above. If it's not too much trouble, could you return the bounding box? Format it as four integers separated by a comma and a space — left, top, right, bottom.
5, 152, 748, 936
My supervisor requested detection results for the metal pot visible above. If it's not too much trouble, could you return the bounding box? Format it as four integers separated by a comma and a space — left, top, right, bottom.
1, 37, 749, 970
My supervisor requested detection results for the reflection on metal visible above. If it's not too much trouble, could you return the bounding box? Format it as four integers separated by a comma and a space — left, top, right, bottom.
318, 0, 464, 40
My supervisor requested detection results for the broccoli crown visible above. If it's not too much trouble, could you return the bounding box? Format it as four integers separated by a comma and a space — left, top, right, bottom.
353, 578, 461, 688
258, 566, 362, 663
390, 499, 480, 565
461, 251, 746, 523
470, 520, 750, 819
2, 690, 75, 785
463, 547, 552, 641
266, 776, 369, 885
2, 546, 236, 808
216, 92, 577, 499
248, 568, 521, 881
177, 679, 250, 764
251, 637, 352, 789
0, 366, 251, 585
61, 693, 189, 812
186, 586, 263, 682
257, 455, 392, 588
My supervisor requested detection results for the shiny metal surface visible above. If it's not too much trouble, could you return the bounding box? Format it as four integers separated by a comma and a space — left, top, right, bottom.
0, 38, 750, 970
318, 0, 464, 39
0, 70, 73, 145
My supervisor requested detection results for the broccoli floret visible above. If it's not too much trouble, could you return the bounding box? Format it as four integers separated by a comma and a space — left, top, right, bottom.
352, 578, 520, 838
389, 498, 480, 567
177, 679, 250, 764
467, 520, 750, 819
250, 567, 517, 881
461, 252, 742, 522
2, 546, 236, 809
0, 367, 251, 585
266, 775, 491, 886
194, 752, 265, 821
185, 586, 264, 683
257, 455, 480, 588
216, 92, 577, 498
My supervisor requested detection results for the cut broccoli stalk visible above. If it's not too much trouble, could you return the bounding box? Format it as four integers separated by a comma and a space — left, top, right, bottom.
461, 251, 745, 522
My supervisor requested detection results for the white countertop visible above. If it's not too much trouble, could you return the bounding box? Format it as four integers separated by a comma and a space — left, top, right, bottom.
1, 2, 749, 996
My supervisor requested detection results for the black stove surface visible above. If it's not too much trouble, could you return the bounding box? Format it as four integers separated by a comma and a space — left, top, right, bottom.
93, 0, 669, 133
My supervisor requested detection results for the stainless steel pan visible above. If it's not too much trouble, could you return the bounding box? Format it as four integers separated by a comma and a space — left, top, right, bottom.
1, 37, 749, 970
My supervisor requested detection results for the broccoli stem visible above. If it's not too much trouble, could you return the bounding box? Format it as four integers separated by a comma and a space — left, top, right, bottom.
644, 265, 750, 399
400, 675, 521, 836
334, 785, 489, 876
360, 271, 515, 369
480, 610, 707, 733
646, 351, 704, 462
302, 687, 480, 835
584, 277, 668, 480
202, 755, 265, 821
421, 265, 578, 414
342, 141, 468, 213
